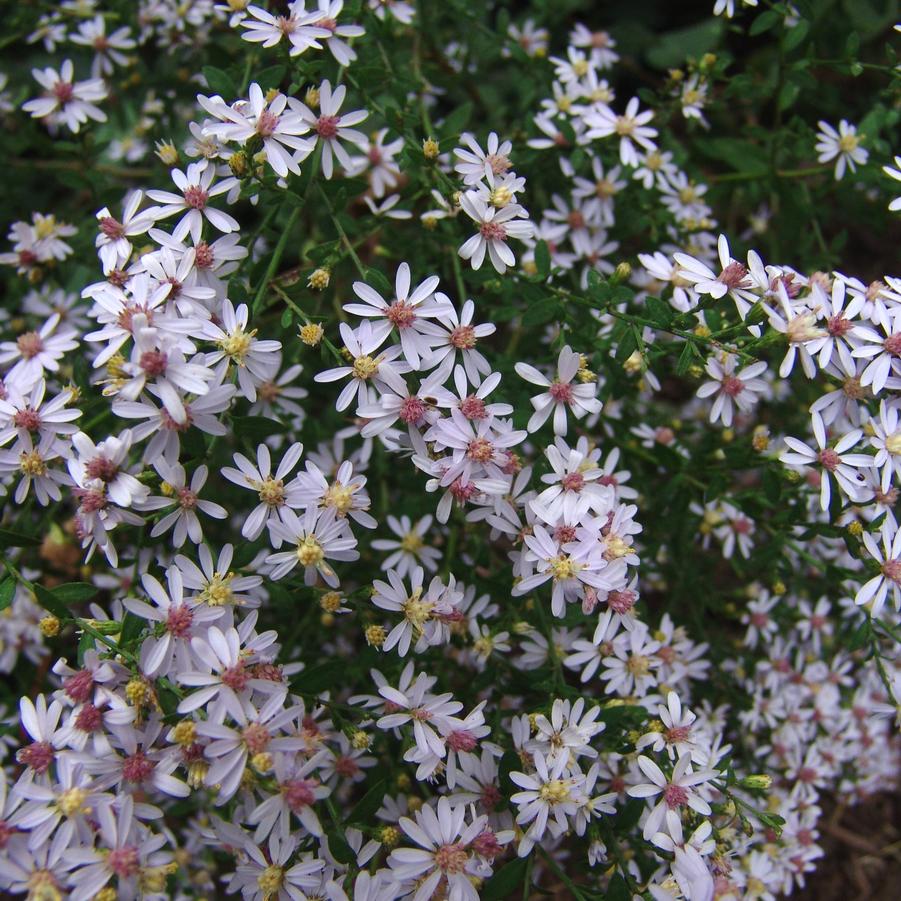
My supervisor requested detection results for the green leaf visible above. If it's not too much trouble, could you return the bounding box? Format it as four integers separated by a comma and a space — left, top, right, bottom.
521, 297, 560, 327
202, 66, 237, 98
676, 340, 699, 375
440, 102, 473, 140
749, 10, 781, 36
52, 583, 98, 604
534, 240, 551, 280
348, 778, 386, 824
646, 18, 724, 69
298, 659, 348, 694
364, 267, 393, 296
33, 584, 68, 620
482, 857, 529, 900
232, 415, 289, 440
253, 64, 287, 91
325, 827, 356, 864
0, 578, 15, 612
645, 295, 674, 327
783, 19, 810, 51
0, 527, 41, 548
606, 873, 630, 901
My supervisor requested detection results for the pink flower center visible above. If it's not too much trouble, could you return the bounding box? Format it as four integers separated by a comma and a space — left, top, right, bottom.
553, 524, 577, 543
387, 299, 416, 329
450, 478, 477, 503
162, 407, 194, 432
562, 472, 584, 492
367, 146, 383, 165
334, 755, 360, 777
122, 751, 155, 783
472, 829, 503, 858
485, 153, 511, 175
447, 729, 477, 752
881, 558, 901, 583
86, 455, 119, 482
242, 722, 271, 755
665, 725, 691, 744
100, 216, 125, 238
257, 109, 279, 137
316, 115, 340, 139
549, 380, 573, 403
480, 784, 501, 809
607, 588, 636, 614
718, 261, 748, 290
721, 375, 744, 397
52, 81, 74, 104
194, 241, 214, 269
459, 395, 487, 419
434, 842, 469, 874
732, 517, 752, 535
663, 782, 689, 808
883, 333, 901, 356
64, 669, 95, 704
827, 315, 852, 337
282, 778, 316, 810
399, 395, 426, 423
751, 612, 769, 627
139, 349, 168, 377
479, 221, 507, 241
108, 846, 140, 878
183, 186, 208, 210
75, 703, 103, 732
13, 408, 41, 431
568, 211, 585, 230
177, 487, 198, 509
16, 332, 44, 359
221, 662, 249, 692
165, 605, 194, 637
467, 437, 494, 462
449, 324, 477, 349
17, 741, 55, 774
817, 448, 840, 471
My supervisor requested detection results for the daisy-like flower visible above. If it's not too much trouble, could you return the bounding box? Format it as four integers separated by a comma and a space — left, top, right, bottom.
240, 1, 331, 54
457, 191, 534, 274
94, 191, 159, 273
200, 83, 313, 179
515, 344, 602, 435
600, 622, 661, 696
147, 161, 240, 243
370, 514, 442, 576
807, 277, 865, 372
203, 300, 282, 401
231, 832, 326, 900
454, 132, 514, 185
388, 797, 499, 897
674, 234, 761, 319
23, 59, 107, 133
815, 119, 868, 180
855, 521, 901, 616
780, 419, 873, 510
69, 15, 137, 77
347, 128, 404, 197
0, 379, 80, 447
67, 430, 147, 508
0, 314, 79, 390
421, 300, 496, 386
637, 692, 698, 761
869, 400, 901, 491
175, 542, 264, 609
696, 353, 768, 427
314, 320, 408, 412
266, 505, 359, 586
627, 753, 719, 840
221, 442, 304, 541
310, 0, 366, 66
343, 262, 449, 367
714, 0, 759, 16
851, 305, 901, 395
292, 79, 368, 179
510, 751, 585, 856
585, 96, 657, 167
143, 461, 228, 547
0, 433, 70, 506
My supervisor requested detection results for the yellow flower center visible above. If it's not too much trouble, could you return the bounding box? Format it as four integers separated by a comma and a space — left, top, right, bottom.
297, 536, 325, 567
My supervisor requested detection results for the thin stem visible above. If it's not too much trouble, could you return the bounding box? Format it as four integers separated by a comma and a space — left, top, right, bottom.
252, 205, 302, 313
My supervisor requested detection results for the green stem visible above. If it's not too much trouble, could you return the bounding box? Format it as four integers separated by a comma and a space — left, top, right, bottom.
252, 205, 302, 313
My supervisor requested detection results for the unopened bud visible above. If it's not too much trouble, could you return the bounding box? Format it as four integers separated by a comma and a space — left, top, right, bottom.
39, 614, 61, 637
308, 267, 330, 290
365, 624, 386, 647
155, 140, 180, 166
229, 151, 249, 178
299, 323, 324, 346
741, 774, 773, 790
422, 137, 440, 159
305, 86, 320, 108
613, 261, 632, 282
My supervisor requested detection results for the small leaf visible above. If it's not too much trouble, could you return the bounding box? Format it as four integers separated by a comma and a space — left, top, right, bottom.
348, 778, 386, 824
606, 873, 630, 901
534, 240, 551, 280
482, 857, 529, 900
33, 584, 68, 620
0, 579, 15, 612
52, 583, 98, 604
0, 527, 41, 548
202, 65, 237, 98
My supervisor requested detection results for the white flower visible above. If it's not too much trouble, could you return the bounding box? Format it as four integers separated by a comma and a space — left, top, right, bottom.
882, 154, 901, 211
815, 119, 868, 180
515, 345, 602, 435
458, 192, 534, 274
23, 59, 107, 132
627, 753, 718, 840
584, 96, 657, 167
239, 2, 331, 55
94, 191, 159, 273
370, 514, 442, 576
143, 461, 227, 547
695, 354, 768, 427
293, 79, 368, 179
454, 132, 514, 185
855, 521, 901, 616
147, 161, 240, 244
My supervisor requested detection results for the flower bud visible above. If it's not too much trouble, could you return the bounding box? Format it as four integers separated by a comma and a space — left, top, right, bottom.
308, 267, 330, 290
39, 614, 61, 637
422, 137, 440, 159
299, 323, 324, 346
740, 774, 773, 790
155, 140, 180, 166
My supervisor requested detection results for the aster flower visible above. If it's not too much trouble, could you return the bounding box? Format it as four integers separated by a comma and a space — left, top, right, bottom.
457, 191, 534, 274
855, 521, 901, 616
815, 119, 868, 180
584, 96, 657, 167
23, 59, 107, 132
239, 2, 332, 55
371, 514, 442, 576
515, 344, 602, 435
0, 314, 79, 391
696, 354, 768, 427
94, 191, 159, 273
454, 132, 514, 185
143, 461, 228, 547
292, 79, 368, 179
